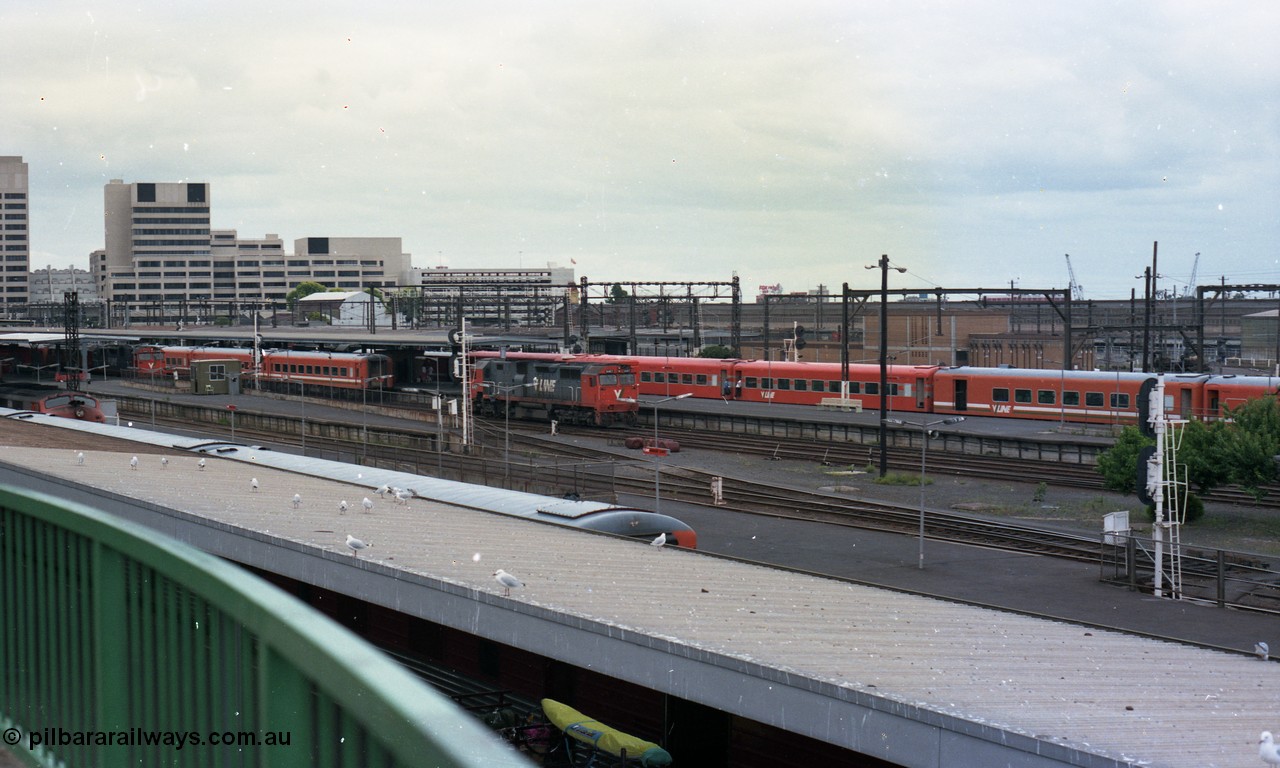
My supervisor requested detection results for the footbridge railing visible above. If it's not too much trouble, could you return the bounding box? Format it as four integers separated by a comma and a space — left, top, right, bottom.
0, 485, 526, 768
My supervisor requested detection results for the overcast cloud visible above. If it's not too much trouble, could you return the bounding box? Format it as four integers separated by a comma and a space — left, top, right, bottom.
6, 1, 1278, 299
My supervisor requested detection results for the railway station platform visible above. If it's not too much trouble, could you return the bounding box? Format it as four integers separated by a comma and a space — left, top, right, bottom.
0, 412, 1276, 767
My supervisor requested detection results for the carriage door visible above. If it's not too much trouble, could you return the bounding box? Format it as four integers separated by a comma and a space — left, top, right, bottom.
954, 379, 968, 411
915, 377, 926, 410
1179, 388, 1193, 419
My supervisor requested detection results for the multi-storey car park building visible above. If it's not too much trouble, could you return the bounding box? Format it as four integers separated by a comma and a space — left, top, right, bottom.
0, 157, 30, 312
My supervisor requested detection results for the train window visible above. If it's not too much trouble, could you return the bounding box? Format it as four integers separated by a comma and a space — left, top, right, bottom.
1085, 392, 1104, 407
992, 388, 1009, 402
1015, 389, 1032, 403
795, 380, 807, 391
849, 382, 861, 394
306, 365, 315, 374
761, 377, 773, 389
745, 377, 758, 388
1110, 393, 1130, 409
812, 380, 825, 391
599, 373, 617, 385
654, 372, 666, 383
1037, 390, 1055, 405
865, 382, 878, 395
1063, 391, 1079, 406
640, 372, 652, 383
681, 374, 693, 384
778, 379, 791, 390
827, 381, 841, 393
621, 372, 636, 385
695, 375, 708, 385
290, 364, 298, 373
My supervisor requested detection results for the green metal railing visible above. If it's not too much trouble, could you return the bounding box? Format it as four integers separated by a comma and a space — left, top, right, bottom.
0, 485, 526, 767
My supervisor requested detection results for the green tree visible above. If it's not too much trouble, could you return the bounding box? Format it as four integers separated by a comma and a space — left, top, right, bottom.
286, 281, 329, 310
697, 344, 734, 359
1178, 418, 1229, 495
1095, 426, 1153, 495
607, 284, 630, 303
1217, 396, 1280, 500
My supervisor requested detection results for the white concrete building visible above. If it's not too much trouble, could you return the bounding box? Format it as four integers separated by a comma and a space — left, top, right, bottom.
28, 266, 97, 304
0, 156, 30, 310
93, 181, 412, 310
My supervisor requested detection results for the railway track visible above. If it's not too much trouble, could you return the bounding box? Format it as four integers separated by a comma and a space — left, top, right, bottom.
550, 422, 1280, 510
113, 398, 1280, 614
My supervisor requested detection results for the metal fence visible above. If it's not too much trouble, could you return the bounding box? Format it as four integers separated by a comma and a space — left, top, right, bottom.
0, 485, 526, 768
1100, 531, 1280, 614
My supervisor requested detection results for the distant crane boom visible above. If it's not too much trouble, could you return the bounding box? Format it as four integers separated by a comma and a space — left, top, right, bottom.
1184, 252, 1200, 297
1064, 254, 1083, 300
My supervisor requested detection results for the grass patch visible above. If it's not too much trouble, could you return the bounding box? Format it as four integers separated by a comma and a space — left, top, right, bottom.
873, 472, 932, 487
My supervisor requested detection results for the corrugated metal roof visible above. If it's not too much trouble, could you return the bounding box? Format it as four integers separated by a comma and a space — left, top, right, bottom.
2, 419, 1276, 767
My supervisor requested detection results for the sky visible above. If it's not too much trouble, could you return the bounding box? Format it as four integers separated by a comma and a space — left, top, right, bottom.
6, 1, 1279, 300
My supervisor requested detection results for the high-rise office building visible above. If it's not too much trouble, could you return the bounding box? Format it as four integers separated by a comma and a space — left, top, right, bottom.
97, 179, 215, 303
95, 180, 409, 307
0, 156, 30, 310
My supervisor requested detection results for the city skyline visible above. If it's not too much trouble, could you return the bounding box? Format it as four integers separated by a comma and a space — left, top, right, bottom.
6, 1, 1279, 299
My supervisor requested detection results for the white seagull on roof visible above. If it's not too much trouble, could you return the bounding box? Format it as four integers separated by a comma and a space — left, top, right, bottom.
375, 484, 390, 498
650, 532, 666, 548
129, 456, 138, 470
76, 451, 84, 465
362, 497, 373, 513
339, 500, 349, 515
493, 569, 524, 597
1261, 731, 1280, 765
198, 458, 206, 471
394, 488, 413, 505
1257, 641, 1270, 661
345, 534, 369, 557
250, 477, 259, 492
161, 457, 169, 469
291, 493, 302, 509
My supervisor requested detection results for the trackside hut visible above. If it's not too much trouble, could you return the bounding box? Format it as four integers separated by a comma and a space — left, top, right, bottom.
296, 291, 388, 327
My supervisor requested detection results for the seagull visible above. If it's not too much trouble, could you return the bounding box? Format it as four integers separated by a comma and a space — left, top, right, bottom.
250, 477, 259, 492
129, 456, 138, 470
339, 500, 349, 515
650, 532, 667, 548
1260, 732, 1280, 765
394, 488, 413, 505
291, 493, 302, 509
375, 484, 390, 498
198, 458, 206, 471
493, 569, 524, 597
362, 497, 373, 513
345, 534, 369, 557
160, 457, 169, 469
76, 451, 84, 465
1257, 641, 1270, 661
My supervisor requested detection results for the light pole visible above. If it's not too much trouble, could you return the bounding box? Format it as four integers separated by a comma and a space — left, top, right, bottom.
885, 416, 965, 569
482, 382, 533, 481
638, 393, 692, 513
866, 255, 906, 477
299, 379, 306, 456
